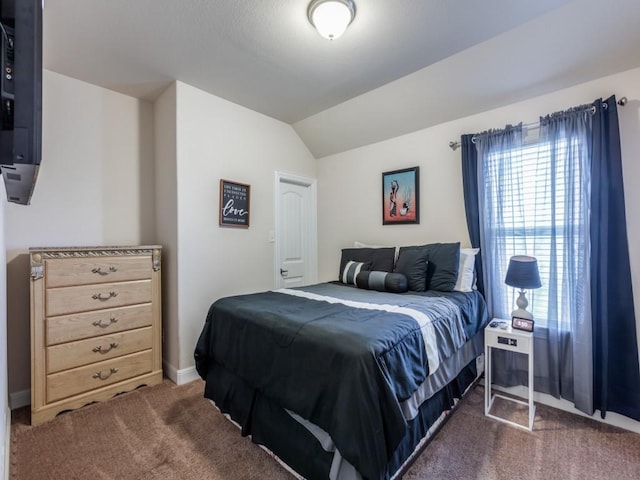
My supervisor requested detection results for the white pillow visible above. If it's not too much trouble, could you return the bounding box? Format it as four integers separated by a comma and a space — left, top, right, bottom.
454, 247, 480, 292
354, 241, 400, 263
354, 241, 383, 248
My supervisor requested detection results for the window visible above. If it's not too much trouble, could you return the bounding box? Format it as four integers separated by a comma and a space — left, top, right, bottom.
482, 130, 589, 330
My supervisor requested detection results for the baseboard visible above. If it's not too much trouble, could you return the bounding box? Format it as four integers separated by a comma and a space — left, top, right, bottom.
162, 361, 200, 385
9, 389, 29, 410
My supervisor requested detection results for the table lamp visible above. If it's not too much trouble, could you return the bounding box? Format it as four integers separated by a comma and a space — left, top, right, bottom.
504, 255, 542, 320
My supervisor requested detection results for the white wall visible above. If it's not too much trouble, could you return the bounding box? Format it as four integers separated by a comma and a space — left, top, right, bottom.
317, 66, 640, 430
161, 82, 317, 375
153, 83, 179, 376
4, 70, 156, 397
317, 121, 471, 282
3, 72, 318, 396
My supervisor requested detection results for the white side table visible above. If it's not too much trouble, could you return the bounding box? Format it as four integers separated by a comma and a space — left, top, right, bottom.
484, 319, 535, 431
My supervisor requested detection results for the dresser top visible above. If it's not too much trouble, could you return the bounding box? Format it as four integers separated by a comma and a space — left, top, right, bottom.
29, 245, 162, 253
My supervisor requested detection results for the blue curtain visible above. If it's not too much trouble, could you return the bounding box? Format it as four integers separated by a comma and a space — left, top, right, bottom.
536, 106, 593, 412
474, 125, 524, 319
590, 96, 640, 421
461, 134, 484, 296
463, 96, 640, 420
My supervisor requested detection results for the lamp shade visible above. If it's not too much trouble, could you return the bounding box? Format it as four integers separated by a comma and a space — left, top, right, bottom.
504, 255, 542, 289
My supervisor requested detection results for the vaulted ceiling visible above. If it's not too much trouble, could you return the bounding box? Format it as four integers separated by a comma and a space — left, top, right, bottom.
44, 0, 640, 157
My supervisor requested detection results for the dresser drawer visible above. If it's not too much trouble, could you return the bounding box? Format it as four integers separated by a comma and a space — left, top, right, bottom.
47, 350, 153, 403
46, 327, 153, 374
46, 304, 152, 346
45, 256, 152, 288
46, 280, 152, 317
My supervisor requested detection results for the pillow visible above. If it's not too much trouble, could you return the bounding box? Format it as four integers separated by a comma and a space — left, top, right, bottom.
339, 247, 396, 280
422, 242, 461, 291
355, 271, 408, 293
454, 248, 480, 292
340, 260, 371, 285
354, 241, 400, 263
394, 247, 429, 292
354, 241, 384, 248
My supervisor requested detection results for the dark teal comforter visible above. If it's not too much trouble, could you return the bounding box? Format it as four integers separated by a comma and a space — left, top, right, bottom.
195, 282, 488, 480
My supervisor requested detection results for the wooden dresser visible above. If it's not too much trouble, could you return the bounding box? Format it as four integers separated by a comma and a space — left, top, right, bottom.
29, 246, 163, 425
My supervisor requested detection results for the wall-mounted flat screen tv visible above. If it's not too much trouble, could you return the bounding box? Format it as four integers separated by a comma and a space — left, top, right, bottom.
0, 0, 42, 205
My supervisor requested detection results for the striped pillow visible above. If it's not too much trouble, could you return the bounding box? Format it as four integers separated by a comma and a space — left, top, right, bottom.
341, 261, 371, 285
356, 271, 409, 293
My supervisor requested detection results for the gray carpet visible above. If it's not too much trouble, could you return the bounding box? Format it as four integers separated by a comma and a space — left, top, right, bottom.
10, 379, 640, 479
404, 386, 640, 479
11, 380, 292, 480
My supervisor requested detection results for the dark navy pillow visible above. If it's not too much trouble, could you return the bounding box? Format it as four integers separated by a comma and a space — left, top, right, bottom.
355, 271, 409, 293
339, 247, 396, 280
394, 247, 429, 292
423, 242, 460, 291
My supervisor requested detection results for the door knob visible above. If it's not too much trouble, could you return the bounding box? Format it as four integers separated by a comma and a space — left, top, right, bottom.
280, 268, 288, 277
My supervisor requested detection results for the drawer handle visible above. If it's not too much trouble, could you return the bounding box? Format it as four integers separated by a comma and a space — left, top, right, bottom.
92, 291, 118, 300
93, 342, 119, 354
92, 368, 118, 380
91, 266, 119, 275
93, 316, 118, 328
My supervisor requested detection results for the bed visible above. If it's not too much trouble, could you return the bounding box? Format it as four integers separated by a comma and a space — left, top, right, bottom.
195, 244, 489, 480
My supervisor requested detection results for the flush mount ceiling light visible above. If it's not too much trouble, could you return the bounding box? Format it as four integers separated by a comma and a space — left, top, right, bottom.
308, 0, 356, 40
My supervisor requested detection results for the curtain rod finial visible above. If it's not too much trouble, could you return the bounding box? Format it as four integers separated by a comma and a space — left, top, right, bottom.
449, 141, 459, 151
618, 96, 628, 106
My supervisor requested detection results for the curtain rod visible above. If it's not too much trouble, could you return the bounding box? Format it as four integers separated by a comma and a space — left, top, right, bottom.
448, 96, 628, 151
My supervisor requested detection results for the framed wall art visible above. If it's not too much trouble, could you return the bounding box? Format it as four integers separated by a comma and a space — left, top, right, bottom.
219, 179, 251, 228
382, 167, 419, 225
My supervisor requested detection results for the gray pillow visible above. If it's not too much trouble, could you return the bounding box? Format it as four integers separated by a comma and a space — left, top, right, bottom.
355, 271, 408, 293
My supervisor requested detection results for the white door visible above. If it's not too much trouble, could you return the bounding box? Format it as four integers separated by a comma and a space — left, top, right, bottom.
275, 172, 317, 289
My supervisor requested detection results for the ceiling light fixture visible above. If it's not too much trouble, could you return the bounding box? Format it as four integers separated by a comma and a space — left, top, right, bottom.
308, 0, 356, 40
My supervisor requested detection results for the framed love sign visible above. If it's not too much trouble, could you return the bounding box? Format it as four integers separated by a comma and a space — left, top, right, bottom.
219, 179, 251, 228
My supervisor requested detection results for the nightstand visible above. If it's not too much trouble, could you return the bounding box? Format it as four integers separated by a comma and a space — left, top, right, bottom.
484, 319, 535, 431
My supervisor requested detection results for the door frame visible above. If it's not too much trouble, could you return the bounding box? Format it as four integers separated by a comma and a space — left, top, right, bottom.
274, 171, 318, 288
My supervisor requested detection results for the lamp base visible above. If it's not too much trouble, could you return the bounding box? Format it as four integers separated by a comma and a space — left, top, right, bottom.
511, 290, 533, 320
511, 308, 533, 320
